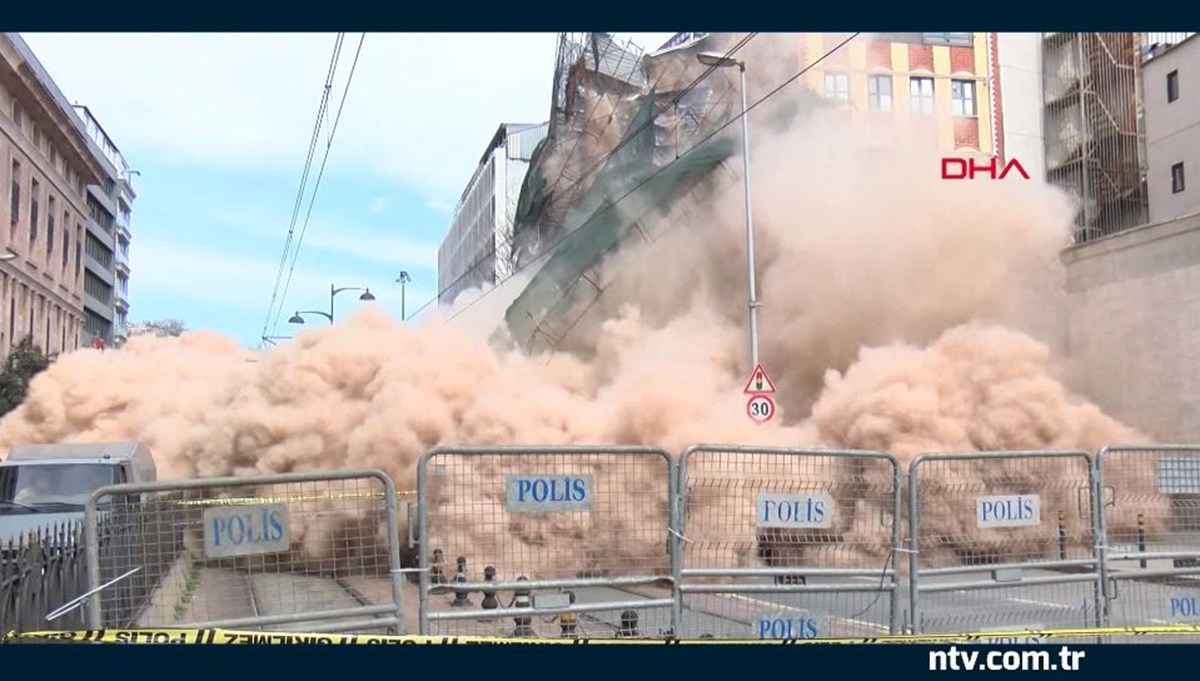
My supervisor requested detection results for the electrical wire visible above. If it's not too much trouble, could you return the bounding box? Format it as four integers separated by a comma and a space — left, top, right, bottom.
269, 33, 367, 335
441, 33, 861, 326
259, 34, 346, 345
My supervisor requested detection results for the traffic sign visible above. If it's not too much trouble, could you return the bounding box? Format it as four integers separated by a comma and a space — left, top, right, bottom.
746, 394, 776, 424
743, 363, 777, 395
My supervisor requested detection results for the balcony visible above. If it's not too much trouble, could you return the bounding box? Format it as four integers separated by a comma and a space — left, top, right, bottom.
85, 252, 114, 277
83, 291, 114, 320
86, 218, 116, 248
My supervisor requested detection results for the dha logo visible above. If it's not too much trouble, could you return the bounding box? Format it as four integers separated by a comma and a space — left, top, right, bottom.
941, 156, 1030, 180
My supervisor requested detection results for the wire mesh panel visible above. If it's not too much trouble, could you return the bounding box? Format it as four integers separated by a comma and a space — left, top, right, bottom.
417, 446, 674, 638
83, 470, 404, 635
1098, 445, 1200, 643
677, 446, 902, 640
908, 451, 1101, 640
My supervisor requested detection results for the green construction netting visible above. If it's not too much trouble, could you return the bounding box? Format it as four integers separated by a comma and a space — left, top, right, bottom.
503, 92, 736, 350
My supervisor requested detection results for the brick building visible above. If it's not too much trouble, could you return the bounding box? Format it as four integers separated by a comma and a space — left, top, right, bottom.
798, 32, 1002, 157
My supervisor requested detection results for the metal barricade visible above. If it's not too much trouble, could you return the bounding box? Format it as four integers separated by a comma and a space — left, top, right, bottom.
908, 451, 1102, 639
417, 446, 675, 638
676, 445, 902, 640
83, 469, 405, 634
1097, 445, 1200, 642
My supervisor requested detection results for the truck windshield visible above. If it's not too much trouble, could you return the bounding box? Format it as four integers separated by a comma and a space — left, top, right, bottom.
0, 463, 120, 512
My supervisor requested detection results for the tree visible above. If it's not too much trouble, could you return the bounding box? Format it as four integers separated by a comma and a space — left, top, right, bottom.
0, 337, 50, 417
128, 319, 187, 338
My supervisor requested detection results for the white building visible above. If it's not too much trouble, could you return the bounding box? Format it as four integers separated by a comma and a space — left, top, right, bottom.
994, 33, 1047, 185
1143, 33, 1200, 223
437, 122, 548, 307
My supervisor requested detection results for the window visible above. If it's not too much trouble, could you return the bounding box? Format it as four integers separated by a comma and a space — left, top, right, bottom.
1173, 162, 1186, 193
824, 73, 850, 107
8, 161, 18, 227
75, 225, 82, 278
868, 75, 893, 112
951, 79, 977, 116
62, 218, 69, 267
1168, 70, 1180, 102
9, 99, 19, 124
873, 33, 973, 47
47, 197, 55, 258
29, 179, 38, 243
910, 77, 935, 114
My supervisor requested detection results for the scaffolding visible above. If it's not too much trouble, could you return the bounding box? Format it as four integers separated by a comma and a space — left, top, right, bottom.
1043, 33, 1147, 244
500, 32, 751, 354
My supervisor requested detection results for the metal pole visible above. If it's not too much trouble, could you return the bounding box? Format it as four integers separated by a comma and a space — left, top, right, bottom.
401, 281, 406, 321
329, 283, 336, 323
738, 65, 760, 370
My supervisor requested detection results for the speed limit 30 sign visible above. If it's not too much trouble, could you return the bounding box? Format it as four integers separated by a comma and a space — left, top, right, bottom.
746, 394, 775, 424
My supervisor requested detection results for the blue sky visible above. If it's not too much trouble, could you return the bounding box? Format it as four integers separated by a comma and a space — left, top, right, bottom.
20, 32, 673, 347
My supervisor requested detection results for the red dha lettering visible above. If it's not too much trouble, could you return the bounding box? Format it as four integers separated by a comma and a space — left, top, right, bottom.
941, 157, 1030, 180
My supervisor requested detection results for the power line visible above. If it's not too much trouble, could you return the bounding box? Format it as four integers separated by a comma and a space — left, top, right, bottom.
259, 34, 346, 345
405, 34, 760, 321
269, 32, 368, 335
444, 33, 861, 326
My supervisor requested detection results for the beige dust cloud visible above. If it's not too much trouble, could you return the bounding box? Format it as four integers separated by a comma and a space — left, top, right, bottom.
0, 40, 1163, 575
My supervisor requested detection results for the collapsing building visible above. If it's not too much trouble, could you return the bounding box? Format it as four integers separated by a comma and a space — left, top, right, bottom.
497, 32, 830, 354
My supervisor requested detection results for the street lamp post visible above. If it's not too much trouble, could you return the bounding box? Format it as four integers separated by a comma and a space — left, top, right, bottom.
289, 284, 376, 326
697, 52, 760, 370
396, 271, 411, 321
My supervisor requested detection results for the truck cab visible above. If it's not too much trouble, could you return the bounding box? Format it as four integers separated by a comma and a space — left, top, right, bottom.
0, 442, 156, 548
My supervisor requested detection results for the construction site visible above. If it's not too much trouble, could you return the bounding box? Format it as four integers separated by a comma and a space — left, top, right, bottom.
4, 32, 1200, 646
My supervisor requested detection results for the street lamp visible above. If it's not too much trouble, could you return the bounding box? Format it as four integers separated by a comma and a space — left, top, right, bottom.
288, 310, 332, 325
289, 283, 375, 326
697, 51, 760, 371
0, 248, 19, 262
395, 271, 411, 321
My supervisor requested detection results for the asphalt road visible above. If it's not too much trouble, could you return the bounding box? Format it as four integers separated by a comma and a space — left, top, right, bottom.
136, 561, 1200, 641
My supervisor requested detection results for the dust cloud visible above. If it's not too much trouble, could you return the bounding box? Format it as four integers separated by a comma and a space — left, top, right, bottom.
0, 46, 1163, 575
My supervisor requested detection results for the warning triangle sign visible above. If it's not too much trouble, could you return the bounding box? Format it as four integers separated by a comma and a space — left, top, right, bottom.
742, 363, 777, 395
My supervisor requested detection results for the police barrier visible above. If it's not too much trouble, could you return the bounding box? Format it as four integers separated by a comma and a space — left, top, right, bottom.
83, 470, 405, 634
675, 446, 903, 639
8, 624, 1200, 645
417, 446, 676, 637
908, 451, 1103, 639
1096, 445, 1200, 643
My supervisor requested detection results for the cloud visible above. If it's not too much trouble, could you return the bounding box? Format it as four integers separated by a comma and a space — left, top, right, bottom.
21, 33, 556, 205
426, 198, 455, 216
128, 237, 400, 315
370, 196, 389, 214
20, 32, 679, 206
210, 209, 440, 272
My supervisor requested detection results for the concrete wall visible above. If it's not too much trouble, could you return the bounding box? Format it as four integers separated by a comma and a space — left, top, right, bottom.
995, 33, 1046, 180
1063, 210, 1200, 440
1144, 35, 1200, 223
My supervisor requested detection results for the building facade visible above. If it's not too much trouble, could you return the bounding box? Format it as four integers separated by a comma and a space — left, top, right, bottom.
798, 32, 1001, 156
1, 34, 96, 357
0, 34, 132, 356
72, 104, 133, 346
438, 122, 548, 307
1143, 33, 1200, 223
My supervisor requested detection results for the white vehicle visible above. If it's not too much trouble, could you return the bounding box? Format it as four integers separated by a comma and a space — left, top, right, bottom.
0, 441, 156, 548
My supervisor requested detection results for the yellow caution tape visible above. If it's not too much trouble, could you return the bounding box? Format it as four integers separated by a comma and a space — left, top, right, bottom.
7, 625, 1200, 645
